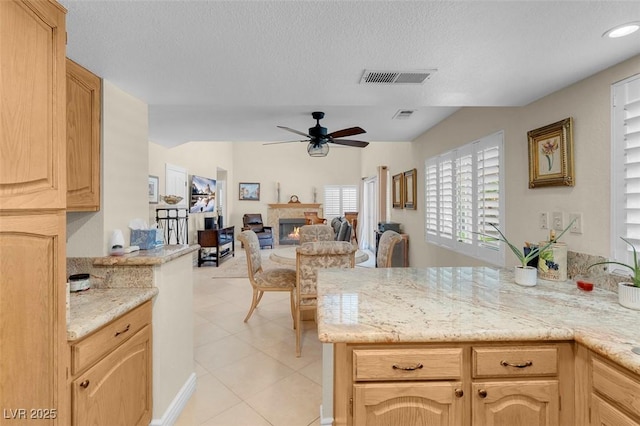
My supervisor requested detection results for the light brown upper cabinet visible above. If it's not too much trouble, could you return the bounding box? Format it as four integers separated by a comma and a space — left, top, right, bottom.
66, 58, 101, 211
0, 0, 67, 210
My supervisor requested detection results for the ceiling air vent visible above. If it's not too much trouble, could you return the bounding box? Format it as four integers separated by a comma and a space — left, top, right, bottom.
393, 109, 416, 120
360, 69, 436, 85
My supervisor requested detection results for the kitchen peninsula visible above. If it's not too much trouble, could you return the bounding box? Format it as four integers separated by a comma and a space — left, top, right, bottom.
317, 267, 640, 426
68, 244, 198, 424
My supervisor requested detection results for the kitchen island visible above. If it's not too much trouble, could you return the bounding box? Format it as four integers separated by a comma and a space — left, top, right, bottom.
316, 267, 640, 426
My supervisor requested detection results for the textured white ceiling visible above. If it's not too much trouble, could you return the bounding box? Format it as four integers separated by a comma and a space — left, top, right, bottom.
61, 0, 640, 148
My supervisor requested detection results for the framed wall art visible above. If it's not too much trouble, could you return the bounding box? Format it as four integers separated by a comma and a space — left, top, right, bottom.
528, 117, 574, 188
239, 182, 260, 201
403, 168, 417, 210
392, 173, 404, 209
148, 175, 159, 204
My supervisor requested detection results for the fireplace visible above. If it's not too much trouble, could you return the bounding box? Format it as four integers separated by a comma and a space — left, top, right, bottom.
279, 218, 306, 245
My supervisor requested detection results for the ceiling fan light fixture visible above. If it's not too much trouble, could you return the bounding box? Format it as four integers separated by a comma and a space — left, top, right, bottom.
307, 142, 329, 157
602, 21, 640, 38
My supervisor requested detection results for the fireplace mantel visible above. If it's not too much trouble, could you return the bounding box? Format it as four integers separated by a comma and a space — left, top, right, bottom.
268, 203, 321, 209
267, 204, 323, 245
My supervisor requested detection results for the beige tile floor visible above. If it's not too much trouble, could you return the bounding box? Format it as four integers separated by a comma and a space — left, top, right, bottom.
175, 249, 375, 426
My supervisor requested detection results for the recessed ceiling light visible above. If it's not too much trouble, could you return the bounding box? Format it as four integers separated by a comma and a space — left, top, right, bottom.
602, 21, 640, 38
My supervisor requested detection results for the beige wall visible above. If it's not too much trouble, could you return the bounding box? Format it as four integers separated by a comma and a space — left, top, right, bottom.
404, 54, 640, 268
67, 80, 149, 257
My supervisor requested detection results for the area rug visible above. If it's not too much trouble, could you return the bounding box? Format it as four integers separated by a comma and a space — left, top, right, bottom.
205, 248, 287, 278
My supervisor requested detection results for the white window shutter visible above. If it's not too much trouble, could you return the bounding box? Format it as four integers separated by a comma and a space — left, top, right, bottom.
613, 74, 640, 265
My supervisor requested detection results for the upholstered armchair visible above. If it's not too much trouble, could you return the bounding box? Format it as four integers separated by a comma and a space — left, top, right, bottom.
299, 224, 335, 244
376, 230, 403, 268
242, 213, 274, 249
295, 241, 356, 356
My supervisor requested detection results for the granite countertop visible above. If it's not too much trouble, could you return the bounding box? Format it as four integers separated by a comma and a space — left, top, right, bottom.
92, 244, 199, 266
67, 287, 159, 341
316, 266, 640, 375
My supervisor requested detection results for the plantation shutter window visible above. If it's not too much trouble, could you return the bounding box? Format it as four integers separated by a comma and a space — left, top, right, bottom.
324, 185, 358, 220
612, 74, 640, 265
424, 131, 504, 265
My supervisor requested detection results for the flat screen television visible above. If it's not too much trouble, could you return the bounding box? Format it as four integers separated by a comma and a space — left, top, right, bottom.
190, 175, 216, 213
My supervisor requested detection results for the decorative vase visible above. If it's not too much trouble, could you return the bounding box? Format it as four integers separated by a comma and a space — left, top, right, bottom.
514, 266, 537, 287
618, 282, 640, 310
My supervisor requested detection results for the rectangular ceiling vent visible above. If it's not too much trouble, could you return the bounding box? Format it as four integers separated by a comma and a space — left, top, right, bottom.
360, 69, 436, 85
393, 109, 416, 119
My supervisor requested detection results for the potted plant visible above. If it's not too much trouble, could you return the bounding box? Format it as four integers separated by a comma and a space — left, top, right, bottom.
588, 237, 640, 310
477, 219, 575, 287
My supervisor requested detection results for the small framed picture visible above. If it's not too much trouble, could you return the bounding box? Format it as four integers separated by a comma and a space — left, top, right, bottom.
403, 168, 417, 210
392, 173, 404, 209
239, 182, 260, 201
528, 117, 574, 188
148, 175, 159, 204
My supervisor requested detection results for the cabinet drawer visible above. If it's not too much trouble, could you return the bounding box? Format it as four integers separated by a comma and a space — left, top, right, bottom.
71, 301, 151, 374
472, 346, 557, 378
592, 357, 640, 419
353, 348, 462, 381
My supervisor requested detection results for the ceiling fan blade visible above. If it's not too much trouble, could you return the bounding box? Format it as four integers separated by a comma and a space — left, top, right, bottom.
328, 126, 366, 139
277, 125, 312, 138
329, 139, 369, 148
263, 139, 308, 145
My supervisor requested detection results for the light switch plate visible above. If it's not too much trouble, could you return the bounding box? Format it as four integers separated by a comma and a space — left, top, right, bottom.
552, 212, 564, 231
539, 212, 549, 230
569, 213, 583, 234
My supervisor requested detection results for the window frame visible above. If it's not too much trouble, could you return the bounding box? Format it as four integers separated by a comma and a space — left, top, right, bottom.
323, 185, 358, 220
424, 131, 505, 266
611, 73, 640, 267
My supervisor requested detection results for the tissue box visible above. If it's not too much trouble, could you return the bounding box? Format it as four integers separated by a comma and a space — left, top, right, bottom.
130, 229, 164, 250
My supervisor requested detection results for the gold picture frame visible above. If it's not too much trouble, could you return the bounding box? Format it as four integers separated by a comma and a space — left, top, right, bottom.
403, 168, 417, 210
528, 117, 574, 188
392, 173, 404, 208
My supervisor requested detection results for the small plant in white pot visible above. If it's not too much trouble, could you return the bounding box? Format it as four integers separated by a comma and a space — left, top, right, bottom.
588, 237, 640, 310
476, 220, 574, 287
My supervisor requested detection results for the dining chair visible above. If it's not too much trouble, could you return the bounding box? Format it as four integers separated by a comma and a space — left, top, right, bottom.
237, 230, 296, 326
376, 230, 403, 268
295, 241, 355, 357
298, 224, 335, 244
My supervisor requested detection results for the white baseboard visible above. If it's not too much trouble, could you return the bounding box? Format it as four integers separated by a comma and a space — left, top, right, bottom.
319, 404, 334, 426
149, 373, 197, 426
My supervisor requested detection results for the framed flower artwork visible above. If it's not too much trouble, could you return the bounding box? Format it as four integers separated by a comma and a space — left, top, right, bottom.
527, 117, 574, 188
392, 173, 404, 209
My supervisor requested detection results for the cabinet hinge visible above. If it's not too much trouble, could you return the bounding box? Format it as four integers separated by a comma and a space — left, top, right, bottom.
349, 397, 353, 416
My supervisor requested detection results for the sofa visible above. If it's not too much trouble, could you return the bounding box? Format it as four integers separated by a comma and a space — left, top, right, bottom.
330, 216, 353, 242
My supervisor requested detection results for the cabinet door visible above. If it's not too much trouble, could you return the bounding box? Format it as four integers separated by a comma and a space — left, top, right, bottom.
0, 211, 67, 423
353, 382, 464, 426
66, 58, 101, 211
72, 325, 152, 426
472, 381, 559, 426
0, 0, 66, 210
591, 394, 640, 426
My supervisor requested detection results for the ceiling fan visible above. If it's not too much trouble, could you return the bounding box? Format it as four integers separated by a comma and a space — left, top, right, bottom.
268, 111, 369, 157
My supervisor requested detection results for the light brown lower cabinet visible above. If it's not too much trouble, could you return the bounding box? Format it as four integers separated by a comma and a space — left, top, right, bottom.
589, 353, 640, 425
335, 342, 574, 426
69, 301, 152, 426
471, 381, 559, 426
353, 382, 464, 426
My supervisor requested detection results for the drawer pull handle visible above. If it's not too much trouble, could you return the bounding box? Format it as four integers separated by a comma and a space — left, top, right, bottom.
114, 324, 131, 337
454, 389, 464, 398
392, 363, 423, 371
500, 360, 533, 369
478, 389, 487, 398
80, 380, 90, 389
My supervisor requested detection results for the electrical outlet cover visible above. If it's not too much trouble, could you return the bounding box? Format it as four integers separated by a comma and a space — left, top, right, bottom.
552, 212, 563, 231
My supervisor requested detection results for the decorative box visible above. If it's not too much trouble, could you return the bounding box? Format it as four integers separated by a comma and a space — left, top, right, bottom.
130, 229, 164, 250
